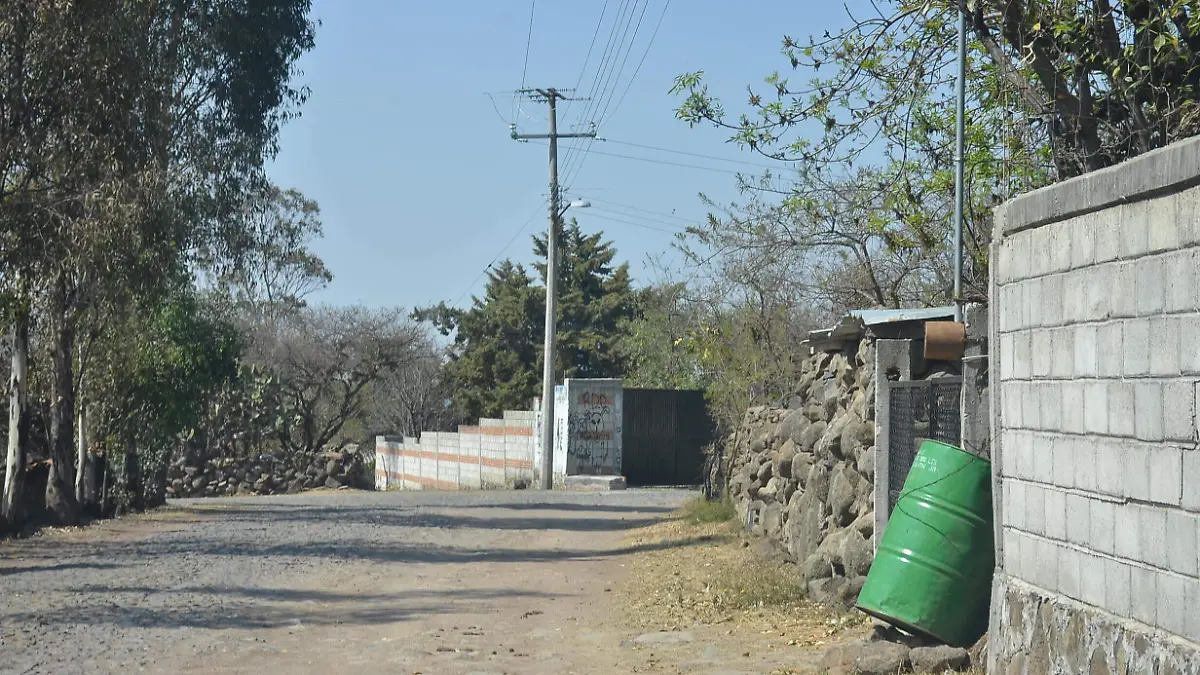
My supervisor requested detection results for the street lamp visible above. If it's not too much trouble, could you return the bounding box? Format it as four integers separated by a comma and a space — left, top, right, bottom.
560, 199, 591, 216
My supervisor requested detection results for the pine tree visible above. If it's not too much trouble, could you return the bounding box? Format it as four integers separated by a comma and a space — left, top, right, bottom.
417, 221, 635, 420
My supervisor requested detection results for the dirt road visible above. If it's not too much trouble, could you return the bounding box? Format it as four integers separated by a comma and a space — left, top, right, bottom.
0, 488, 842, 674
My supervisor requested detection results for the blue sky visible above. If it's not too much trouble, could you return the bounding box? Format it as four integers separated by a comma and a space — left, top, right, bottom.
267, 0, 859, 312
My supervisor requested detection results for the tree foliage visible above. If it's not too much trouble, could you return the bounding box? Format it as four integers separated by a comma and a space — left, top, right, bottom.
0, 0, 318, 528
418, 221, 637, 421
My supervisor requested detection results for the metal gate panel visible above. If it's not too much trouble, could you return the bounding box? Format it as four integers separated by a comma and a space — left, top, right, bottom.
621, 389, 712, 486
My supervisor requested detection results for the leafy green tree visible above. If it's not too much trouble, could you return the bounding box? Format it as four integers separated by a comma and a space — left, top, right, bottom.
0, 0, 317, 525
418, 222, 636, 421
617, 283, 708, 391
91, 284, 243, 513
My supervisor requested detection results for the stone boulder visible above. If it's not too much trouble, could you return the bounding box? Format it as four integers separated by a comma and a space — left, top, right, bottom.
785, 489, 826, 563
827, 464, 859, 526
910, 645, 971, 672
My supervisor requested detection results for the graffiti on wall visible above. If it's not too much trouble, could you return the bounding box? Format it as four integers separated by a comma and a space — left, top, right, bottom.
567, 388, 619, 474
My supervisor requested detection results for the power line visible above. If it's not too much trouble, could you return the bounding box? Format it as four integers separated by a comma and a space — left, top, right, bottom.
485, 92, 511, 125
562, 0, 641, 184
605, 0, 671, 123
565, 0, 650, 186
516, 0, 537, 119
588, 205, 691, 230
562, 0, 610, 124
581, 210, 687, 234
549, 142, 753, 176
450, 199, 548, 308
575, 0, 633, 128
567, 1, 646, 181
593, 0, 652, 125
601, 137, 787, 170
562, 0, 633, 181
570, 193, 696, 224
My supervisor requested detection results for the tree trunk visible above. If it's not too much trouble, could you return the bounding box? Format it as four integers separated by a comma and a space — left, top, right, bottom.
2, 311, 29, 530
75, 399, 94, 510
45, 279, 80, 525
145, 461, 168, 509
118, 441, 142, 516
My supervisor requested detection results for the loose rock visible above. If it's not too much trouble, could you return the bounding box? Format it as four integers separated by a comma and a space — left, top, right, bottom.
910, 645, 971, 672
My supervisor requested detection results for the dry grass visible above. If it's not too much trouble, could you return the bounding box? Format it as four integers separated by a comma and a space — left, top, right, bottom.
678, 495, 737, 525
616, 510, 870, 650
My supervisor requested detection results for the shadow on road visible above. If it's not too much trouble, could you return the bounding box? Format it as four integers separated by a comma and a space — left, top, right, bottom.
0, 561, 126, 576
1, 587, 564, 631
18, 528, 717, 567
168, 503, 669, 532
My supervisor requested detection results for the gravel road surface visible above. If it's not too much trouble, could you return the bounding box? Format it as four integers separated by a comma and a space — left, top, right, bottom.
0, 488, 696, 674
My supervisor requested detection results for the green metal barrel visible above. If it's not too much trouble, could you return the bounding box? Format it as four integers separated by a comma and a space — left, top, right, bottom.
855, 439, 994, 647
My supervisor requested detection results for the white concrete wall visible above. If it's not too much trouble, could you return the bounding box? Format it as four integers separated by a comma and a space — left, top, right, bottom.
374, 410, 536, 490
558, 378, 623, 476
991, 139, 1200, 658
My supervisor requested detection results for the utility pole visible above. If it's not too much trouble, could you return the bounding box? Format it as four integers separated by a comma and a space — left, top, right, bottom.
952, 4, 967, 322
511, 88, 596, 490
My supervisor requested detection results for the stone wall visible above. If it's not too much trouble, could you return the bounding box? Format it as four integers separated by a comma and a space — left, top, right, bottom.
726, 339, 877, 606
166, 446, 370, 499
990, 136, 1200, 672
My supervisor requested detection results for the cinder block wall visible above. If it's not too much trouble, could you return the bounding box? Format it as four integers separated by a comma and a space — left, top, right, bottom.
990, 138, 1200, 673
374, 410, 536, 490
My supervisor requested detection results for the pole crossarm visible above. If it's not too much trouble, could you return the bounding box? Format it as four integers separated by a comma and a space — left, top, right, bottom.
512, 132, 597, 140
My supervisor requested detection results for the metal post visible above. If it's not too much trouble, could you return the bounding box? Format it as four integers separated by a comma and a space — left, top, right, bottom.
953, 3, 967, 323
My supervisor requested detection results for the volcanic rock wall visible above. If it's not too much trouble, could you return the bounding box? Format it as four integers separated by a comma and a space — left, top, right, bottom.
166, 447, 371, 499
727, 339, 877, 606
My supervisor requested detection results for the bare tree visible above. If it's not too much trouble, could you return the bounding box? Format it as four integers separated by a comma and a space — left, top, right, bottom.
246, 306, 427, 455
364, 334, 452, 438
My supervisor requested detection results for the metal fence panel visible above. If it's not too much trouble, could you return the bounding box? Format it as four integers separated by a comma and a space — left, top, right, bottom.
886, 377, 962, 513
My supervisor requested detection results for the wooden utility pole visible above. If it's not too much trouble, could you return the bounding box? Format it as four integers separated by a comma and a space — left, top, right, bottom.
511, 88, 595, 489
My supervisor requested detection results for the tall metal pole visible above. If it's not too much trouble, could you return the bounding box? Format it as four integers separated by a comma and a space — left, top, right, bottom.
953, 3, 967, 322
511, 88, 595, 490
538, 92, 560, 490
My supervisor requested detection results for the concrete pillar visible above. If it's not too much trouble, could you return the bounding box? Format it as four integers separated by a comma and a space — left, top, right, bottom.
961, 302, 990, 460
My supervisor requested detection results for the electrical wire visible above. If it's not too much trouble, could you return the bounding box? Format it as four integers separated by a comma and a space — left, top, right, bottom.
588, 205, 691, 230
555, 143, 757, 176
599, 138, 786, 171
570, 194, 695, 224
565, 0, 653, 186
562, 0, 611, 125
515, 0, 537, 119
605, 0, 671, 123
485, 92, 511, 125
592, 0, 652, 125
580, 211, 686, 234
562, 0, 633, 180
562, 0, 641, 183
451, 199, 548, 308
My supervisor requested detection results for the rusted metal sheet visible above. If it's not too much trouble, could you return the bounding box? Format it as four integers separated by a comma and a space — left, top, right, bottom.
924, 321, 967, 360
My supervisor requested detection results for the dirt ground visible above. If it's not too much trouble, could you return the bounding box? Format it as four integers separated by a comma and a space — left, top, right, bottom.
0, 489, 862, 674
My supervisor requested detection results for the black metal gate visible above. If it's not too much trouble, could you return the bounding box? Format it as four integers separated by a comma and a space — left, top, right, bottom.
886, 377, 962, 513
621, 389, 713, 486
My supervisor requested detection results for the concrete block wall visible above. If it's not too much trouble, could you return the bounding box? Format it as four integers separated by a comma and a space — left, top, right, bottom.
503, 411, 537, 484
989, 137, 1200, 674
374, 410, 536, 491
